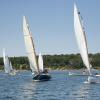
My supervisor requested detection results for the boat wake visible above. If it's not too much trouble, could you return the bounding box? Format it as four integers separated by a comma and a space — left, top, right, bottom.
84, 76, 100, 84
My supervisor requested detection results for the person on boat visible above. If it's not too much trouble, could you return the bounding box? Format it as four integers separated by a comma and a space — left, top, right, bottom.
42, 68, 48, 74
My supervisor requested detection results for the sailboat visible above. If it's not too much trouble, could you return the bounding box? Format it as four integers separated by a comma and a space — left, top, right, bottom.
74, 3, 96, 83
23, 16, 51, 81
3, 49, 16, 75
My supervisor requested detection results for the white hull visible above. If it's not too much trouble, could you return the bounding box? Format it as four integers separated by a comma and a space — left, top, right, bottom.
9, 70, 16, 76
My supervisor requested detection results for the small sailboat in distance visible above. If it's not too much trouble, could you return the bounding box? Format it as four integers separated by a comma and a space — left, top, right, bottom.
74, 3, 96, 83
3, 49, 16, 75
23, 16, 51, 81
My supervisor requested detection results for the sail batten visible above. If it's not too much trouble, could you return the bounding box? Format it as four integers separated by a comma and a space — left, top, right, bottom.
74, 4, 91, 75
23, 16, 39, 74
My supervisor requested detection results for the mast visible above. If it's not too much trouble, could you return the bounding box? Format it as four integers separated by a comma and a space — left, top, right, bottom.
23, 16, 40, 74
30, 32, 40, 74
80, 16, 92, 75
77, 6, 91, 72
74, 3, 91, 75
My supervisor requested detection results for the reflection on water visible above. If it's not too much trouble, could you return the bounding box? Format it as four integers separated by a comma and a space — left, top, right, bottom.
0, 71, 37, 100
17, 80, 37, 100
74, 83, 100, 100
71, 83, 91, 100
68, 71, 100, 100
0, 70, 100, 100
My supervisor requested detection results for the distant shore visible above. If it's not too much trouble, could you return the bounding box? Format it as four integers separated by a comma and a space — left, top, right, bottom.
0, 66, 100, 71
0, 54, 100, 71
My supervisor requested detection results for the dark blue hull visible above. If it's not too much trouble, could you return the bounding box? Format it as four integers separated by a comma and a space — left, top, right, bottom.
33, 74, 51, 81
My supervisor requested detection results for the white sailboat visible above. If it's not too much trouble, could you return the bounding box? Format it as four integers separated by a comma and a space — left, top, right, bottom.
23, 16, 51, 81
74, 3, 96, 83
3, 49, 16, 75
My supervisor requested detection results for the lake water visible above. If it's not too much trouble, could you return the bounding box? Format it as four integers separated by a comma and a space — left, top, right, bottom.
0, 70, 100, 100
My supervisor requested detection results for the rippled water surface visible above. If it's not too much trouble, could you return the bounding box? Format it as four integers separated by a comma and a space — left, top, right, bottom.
0, 70, 100, 100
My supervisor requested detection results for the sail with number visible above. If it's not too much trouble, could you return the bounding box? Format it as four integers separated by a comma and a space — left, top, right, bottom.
38, 53, 44, 72
23, 16, 39, 74
74, 4, 91, 75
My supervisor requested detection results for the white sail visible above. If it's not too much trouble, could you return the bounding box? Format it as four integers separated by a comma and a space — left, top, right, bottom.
23, 16, 39, 74
10, 61, 13, 71
38, 53, 44, 72
3, 49, 13, 73
74, 4, 91, 75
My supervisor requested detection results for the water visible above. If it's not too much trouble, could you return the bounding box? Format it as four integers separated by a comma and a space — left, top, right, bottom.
0, 70, 100, 100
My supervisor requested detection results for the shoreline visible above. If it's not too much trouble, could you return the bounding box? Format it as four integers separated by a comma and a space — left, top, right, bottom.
0, 68, 100, 71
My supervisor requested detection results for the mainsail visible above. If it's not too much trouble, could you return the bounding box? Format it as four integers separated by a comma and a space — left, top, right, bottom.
74, 4, 91, 75
3, 49, 13, 73
23, 16, 39, 74
38, 53, 44, 72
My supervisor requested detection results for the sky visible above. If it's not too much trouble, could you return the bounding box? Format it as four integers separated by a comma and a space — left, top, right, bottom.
0, 0, 100, 57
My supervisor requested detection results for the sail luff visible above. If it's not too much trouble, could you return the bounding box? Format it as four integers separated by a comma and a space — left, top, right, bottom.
23, 16, 39, 74
74, 4, 91, 75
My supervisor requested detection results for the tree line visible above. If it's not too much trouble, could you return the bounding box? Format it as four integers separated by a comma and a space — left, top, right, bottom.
0, 53, 100, 70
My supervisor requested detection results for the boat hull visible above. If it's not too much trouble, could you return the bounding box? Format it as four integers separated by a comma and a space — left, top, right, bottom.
33, 74, 51, 81
69, 74, 89, 76
69, 73, 89, 76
